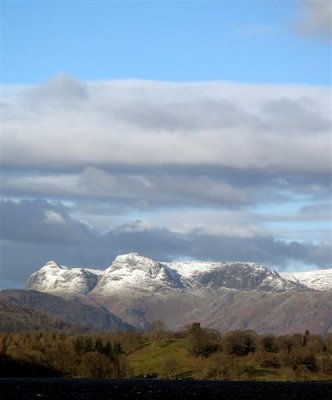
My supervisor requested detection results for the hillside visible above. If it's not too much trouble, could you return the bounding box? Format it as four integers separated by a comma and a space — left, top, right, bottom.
0, 300, 72, 333
0, 290, 132, 332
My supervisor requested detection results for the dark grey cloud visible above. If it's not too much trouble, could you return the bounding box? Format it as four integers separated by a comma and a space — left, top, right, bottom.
1, 200, 331, 288
2, 165, 330, 219
112, 98, 261, 132
1, 167, 251, 209
23, 73, 88, 105
1, 240, 109, 288
262, 98, 331, 134
0, 200, 96, 246
106, 225, 332, 269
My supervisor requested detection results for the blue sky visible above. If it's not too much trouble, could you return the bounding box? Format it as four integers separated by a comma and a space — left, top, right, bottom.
2, 1, 331, 84
1, 0, 331, 287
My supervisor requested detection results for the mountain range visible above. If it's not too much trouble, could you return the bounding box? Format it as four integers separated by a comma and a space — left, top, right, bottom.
2, 253, 332, 335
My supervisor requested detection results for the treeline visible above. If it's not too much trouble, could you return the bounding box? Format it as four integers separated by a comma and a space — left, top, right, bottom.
0, 323, 332, 380
181, 323, 332, 379
0, 331, 137, 378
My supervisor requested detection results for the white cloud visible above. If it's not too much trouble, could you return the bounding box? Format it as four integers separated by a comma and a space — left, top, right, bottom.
141, 207, 268, 239
2, 76, 331, 173
43, 210, 66, 225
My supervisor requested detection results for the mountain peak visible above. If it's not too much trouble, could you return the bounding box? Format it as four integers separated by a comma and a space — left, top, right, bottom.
107, 253, 165, 279
43, 260, 63, 269
97, 253, 181, 294
27, 261, 99, 295
110, 253, 161, 272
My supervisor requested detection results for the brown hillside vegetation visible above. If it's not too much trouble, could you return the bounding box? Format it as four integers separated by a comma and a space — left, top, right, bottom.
0, 290, 132, 331
0, 300, 72, 333
1, 323, 332, 381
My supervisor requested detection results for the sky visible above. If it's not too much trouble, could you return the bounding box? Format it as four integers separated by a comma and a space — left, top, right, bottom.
0, 0, 331, 288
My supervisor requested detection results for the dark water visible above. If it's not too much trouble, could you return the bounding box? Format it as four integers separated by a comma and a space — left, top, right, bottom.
0, 378, 331, 400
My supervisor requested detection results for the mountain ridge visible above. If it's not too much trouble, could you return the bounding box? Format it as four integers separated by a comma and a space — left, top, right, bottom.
28, 252, 314, 296
23, 253, 332, 335
282, 269, 332, 291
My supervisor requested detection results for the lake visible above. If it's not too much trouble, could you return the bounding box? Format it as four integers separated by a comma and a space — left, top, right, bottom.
0, 378, 331, 400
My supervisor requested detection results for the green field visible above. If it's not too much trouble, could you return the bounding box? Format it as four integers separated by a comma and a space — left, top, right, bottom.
127, 338, 332, 381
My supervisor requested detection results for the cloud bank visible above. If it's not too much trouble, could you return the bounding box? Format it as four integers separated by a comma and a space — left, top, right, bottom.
1, 75, 331, 286
1, 199, 331, 288
2, 75, 331, 172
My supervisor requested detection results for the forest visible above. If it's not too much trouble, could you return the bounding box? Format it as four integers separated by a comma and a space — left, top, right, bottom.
1, 322, 332, 381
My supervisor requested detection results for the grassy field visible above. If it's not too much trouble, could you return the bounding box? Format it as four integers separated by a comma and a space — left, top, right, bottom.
127, 338, 332, 381
127, 339, 205, 378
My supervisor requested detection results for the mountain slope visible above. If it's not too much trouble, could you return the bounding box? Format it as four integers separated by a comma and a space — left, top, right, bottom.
88, 286, 332, 335
188, 290, 332, 335
0, 300, 73, 333
0, 290, 132, 332
281, 269, 332, 291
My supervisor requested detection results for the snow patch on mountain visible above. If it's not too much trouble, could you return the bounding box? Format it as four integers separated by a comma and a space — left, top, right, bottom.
93, 253, 184, 295
281, 269, 332, 291
167, 261, 298, 292
26, 253, 308, 296
27, 260, 101, 295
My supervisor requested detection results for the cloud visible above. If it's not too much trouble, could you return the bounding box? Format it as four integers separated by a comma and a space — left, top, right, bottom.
22, 73, 88, 104
1, 76, 330, 213
1, 199, 331, 288
43, 210, 66, 225
1, 167, 250, 209
2, 165, 329, 223
0, 200, 95, 246
2, 76, 330, 173
297, 0, 332, 41
262, 97, 331, 134
1, 77, 330, 285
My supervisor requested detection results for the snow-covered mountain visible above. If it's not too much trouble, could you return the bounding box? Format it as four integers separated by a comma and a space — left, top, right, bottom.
281, 269, 332, 291
27, 252, 302, 295
27, 260, 103, 295
92, 254, 184, 296
166, 260, 298, 293
25, 253, 332, 334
